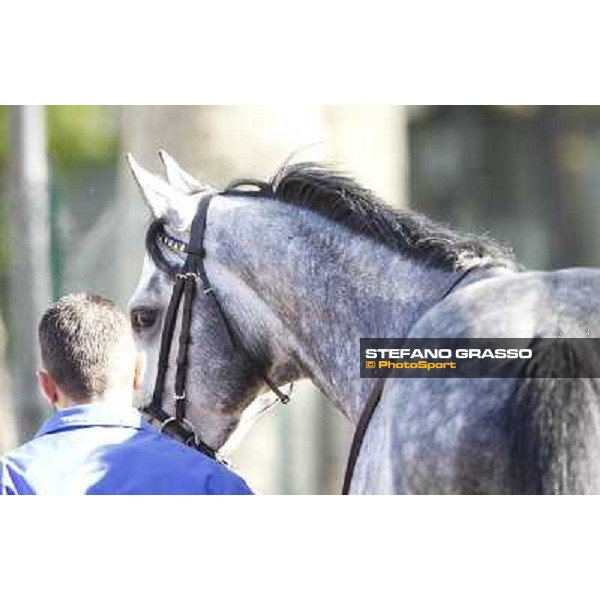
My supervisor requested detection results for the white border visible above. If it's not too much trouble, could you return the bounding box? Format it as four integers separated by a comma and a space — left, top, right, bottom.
2, 2, 599, 103
1, 497, 599, 599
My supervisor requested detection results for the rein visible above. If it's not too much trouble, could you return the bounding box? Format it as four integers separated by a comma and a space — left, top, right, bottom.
143, 191, 290, 462
341, 264, 480, 494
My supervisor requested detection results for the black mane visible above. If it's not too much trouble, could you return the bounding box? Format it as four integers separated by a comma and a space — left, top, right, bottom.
228, 162, 516, 270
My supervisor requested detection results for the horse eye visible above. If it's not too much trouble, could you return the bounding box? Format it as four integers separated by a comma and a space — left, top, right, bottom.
131, 307, 158, 332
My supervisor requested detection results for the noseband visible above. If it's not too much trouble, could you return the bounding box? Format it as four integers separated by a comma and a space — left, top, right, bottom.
142, 187, 290, 461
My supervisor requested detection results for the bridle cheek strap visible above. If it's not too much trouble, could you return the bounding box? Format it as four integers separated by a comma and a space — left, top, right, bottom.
187, 198, 291, 404
143, 195, 290, 462
144, 272, 219, 460
174, 274, 197, 421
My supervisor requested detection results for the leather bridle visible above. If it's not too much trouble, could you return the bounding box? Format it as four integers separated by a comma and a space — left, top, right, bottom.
142, 188, 290, 462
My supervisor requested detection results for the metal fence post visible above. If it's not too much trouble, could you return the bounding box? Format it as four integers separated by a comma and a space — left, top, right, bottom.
8, 105, 52, 441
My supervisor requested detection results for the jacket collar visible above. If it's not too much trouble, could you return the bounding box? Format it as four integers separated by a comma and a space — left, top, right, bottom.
36, 402, 152, 438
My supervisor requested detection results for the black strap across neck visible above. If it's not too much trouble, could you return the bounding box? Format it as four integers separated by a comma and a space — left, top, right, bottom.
341, 264, 481, 494
143, 195, 290, 462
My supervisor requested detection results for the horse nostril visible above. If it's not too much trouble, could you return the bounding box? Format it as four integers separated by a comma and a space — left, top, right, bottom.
131, 307, 159, 332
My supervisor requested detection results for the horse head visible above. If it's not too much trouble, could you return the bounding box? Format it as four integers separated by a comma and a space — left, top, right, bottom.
127, 151, 287, 453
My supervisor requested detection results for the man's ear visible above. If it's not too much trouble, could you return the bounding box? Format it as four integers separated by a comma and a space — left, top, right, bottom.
38, 370, 60, 407
133, 352, 146, 391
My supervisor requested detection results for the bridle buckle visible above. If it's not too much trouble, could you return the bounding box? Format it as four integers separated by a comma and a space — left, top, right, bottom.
158, 416, 177, 433
176, 272, 199, 282
159, 415, 200, 445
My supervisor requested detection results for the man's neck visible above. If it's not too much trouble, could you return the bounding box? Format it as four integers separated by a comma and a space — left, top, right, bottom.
55, 391, 133, 411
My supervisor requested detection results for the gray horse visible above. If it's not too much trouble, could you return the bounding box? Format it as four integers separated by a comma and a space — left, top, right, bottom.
127, 151, 600, 494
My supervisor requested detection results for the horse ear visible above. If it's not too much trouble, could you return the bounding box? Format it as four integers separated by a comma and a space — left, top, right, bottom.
158, 149, 214, 195
126, 153, 194, 230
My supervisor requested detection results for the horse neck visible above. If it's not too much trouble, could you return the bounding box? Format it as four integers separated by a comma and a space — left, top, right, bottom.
204, 195, 493, 422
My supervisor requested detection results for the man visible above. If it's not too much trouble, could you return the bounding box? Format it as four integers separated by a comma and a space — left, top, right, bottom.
0, 293, 252, 495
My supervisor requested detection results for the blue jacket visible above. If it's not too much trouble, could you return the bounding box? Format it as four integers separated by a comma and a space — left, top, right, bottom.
0, 402, 252, 495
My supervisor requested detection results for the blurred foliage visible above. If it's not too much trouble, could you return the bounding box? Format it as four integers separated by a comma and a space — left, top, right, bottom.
409, 105, 600, 126
0, 199, 9, 275
47, 106, 119, 167
0, 111, 6, 165
0, 106, 119, 168
0, 105, 119, 311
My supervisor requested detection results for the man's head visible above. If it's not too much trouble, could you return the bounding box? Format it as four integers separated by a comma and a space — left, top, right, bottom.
38, 293, 144, 409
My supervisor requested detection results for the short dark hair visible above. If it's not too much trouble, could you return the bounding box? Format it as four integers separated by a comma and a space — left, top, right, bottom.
38, 293, 133, 400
